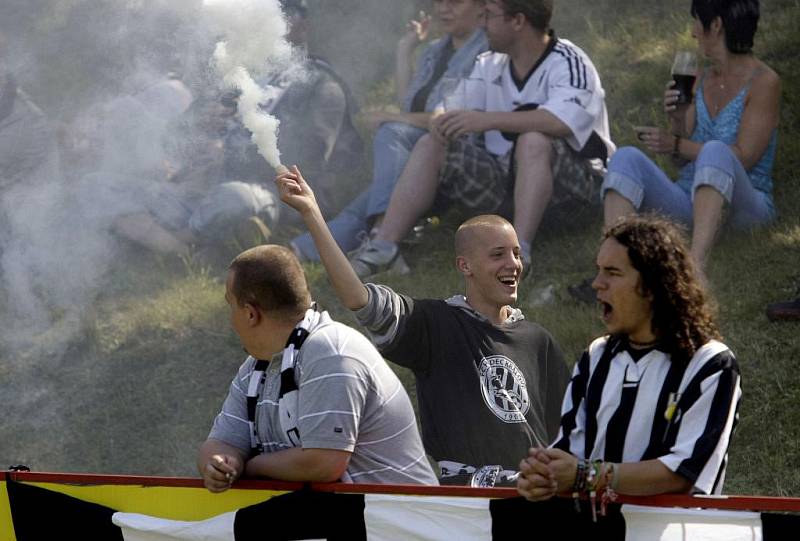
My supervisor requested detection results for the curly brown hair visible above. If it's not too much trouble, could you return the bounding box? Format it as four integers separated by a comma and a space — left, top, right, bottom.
604, 215, 721, 363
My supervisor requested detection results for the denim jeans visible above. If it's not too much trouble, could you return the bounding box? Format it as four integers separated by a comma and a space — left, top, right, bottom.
601, 141, 775, 228
292, 121, 427, 261
189, 181, 279, 240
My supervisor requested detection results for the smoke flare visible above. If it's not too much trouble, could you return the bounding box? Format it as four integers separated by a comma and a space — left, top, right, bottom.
203, 0, 292, 168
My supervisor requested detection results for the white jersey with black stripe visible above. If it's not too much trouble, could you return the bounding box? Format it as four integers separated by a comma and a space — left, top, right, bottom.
553, 336, 741, 495
453, 35, 614, 159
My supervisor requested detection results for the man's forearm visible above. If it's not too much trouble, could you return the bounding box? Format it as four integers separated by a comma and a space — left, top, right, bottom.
244, 447, 351, 482
386, 111, 432, 130
481, 109, 572, 138
301, 206, 369, 310
613, 459, 693, 496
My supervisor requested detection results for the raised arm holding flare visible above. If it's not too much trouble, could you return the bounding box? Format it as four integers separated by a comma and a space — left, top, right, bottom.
277, 165, 570, 486
277, 166, 368, 311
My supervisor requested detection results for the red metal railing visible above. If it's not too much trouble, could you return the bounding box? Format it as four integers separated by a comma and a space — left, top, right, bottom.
6, 470, 800, 513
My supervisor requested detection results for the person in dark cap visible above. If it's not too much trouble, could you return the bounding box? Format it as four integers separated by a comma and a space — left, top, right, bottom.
221, 0, 362, 218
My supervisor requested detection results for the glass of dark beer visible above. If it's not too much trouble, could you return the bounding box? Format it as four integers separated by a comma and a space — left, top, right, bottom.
671, 51, 698, 105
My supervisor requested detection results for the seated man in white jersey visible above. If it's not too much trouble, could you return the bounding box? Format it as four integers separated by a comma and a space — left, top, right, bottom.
348, 0, 614, 278
517, 215, 741, 528
276, 166, 570, 487
197, 245, 437, 490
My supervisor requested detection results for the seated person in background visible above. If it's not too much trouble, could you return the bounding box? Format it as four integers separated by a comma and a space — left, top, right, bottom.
518, 216, 741, 514
68, 83, 276, 260
601, 0, 779, 273
347, 0, 613, 279
291, 0, 488, 262
224, 0, 362, 220
61, 81, 208, 258
0, 30, 58, 199
276, 165, 570, 487
198, 244, 437, 490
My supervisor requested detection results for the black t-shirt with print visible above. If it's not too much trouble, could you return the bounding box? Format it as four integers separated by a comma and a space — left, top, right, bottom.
382, 296, 570, 471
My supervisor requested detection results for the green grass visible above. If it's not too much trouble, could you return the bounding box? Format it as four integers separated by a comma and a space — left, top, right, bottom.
1, 0, 798, 494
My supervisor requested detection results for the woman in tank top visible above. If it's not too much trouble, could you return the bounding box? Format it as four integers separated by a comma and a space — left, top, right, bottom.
599, 0, 780, 273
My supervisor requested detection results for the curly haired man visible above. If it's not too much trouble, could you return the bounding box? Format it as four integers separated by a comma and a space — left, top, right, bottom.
517, 215, 741, 530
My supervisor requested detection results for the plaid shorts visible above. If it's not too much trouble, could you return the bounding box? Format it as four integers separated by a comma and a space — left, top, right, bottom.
438, 136, 512, 212
549, 137, 602, 206
437, 135, 601, 213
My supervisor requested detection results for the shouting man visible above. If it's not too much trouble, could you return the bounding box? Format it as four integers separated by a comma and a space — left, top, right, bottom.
517, 215, 741, 530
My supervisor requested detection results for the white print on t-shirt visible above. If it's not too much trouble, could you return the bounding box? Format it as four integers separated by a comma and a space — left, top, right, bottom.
479, 355, 530, 423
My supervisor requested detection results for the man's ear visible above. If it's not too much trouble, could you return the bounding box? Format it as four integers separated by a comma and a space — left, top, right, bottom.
510, 12, 527, 32
244, 303, 261, 326
711, 16, 723, 37
636, 278, 654, 302
456, 255, 472, 276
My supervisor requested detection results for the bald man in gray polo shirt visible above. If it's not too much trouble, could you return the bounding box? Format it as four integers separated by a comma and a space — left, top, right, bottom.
198, 245, 436, 490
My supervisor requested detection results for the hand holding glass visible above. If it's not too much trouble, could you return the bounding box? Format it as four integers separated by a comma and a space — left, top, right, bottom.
671, 51, 698, 105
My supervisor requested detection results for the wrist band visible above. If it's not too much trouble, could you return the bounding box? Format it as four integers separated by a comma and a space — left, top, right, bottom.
600, 462, 619, 518
672, 135, 681, 158
610, 463, 620, 491
572, 459, 587, 513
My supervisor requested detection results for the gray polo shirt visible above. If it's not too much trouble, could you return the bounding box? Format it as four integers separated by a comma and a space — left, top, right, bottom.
209, 313, 437, 485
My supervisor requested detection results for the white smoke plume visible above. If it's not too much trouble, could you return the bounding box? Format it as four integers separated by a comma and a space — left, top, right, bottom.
0, 0, 413, 476
203, 0, 292, 168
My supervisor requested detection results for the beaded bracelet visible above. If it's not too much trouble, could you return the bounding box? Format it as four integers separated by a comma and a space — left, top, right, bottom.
572, 459, 587, 513
600, 462, 619, 517
587, 460, 602, 522
572, 459, 623, 521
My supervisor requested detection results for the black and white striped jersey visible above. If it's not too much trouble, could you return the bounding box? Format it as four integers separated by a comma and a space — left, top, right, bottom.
553, 336, 741, 495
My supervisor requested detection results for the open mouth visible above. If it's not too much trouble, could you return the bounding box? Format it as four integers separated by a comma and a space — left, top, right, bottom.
498, 275, 517, 288
599, 300, 613, 321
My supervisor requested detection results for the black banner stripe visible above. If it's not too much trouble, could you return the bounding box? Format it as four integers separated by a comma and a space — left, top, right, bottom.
7, 480, 123, 541
234, 489, 366, 541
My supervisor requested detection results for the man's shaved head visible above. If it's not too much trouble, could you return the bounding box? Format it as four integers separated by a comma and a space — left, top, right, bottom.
455, 215, 516, 257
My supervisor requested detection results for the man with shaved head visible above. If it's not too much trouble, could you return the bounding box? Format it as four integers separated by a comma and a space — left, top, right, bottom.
277, 166, 569, 486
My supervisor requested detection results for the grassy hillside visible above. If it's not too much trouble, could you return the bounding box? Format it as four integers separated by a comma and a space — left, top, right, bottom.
1, 0, 798, 496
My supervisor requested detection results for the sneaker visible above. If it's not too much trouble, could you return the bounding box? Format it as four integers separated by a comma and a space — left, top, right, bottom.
766, 298, 800, 322
232, 216, 271, 250
348, 238, 409, 279
568, 277, 596, 305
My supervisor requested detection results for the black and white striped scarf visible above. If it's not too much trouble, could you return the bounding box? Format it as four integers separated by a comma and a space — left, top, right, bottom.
246, 307, 319, 452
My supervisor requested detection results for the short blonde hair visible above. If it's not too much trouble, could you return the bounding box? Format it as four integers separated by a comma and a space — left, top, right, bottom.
454, 214, 514, 256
